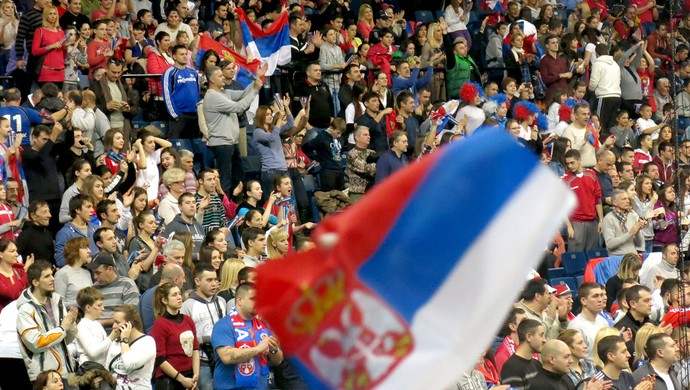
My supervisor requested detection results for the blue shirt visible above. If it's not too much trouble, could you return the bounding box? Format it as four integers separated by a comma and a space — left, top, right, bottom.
139, 285, 158, 334
375, 150, 408, 184
162, 66, 201, 118
0, 106, 45, 145
211, 315, 270, 390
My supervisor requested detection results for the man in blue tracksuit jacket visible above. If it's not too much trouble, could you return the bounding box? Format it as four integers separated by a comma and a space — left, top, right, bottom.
163, 44, 201, 139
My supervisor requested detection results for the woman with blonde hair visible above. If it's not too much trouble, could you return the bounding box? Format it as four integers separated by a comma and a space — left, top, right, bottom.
605, 254, 642, 311
632, 324, 664, 370
217, 259, 244, 306
159, 168, 186, 225
558, 329, 596, 386
267, 228, 290, 259
592, 327, 632, 368
421, 22, 446, 102
32, 5, 67, 87
0, 0, 18, 78
357, 4, 375, 42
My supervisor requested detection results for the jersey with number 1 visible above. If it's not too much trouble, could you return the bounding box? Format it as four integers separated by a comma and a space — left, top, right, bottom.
0, 106, 45, 146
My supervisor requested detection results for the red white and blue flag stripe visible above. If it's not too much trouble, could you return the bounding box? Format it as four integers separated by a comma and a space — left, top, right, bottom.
255, 130, 576, 389
237, 8, 291, 76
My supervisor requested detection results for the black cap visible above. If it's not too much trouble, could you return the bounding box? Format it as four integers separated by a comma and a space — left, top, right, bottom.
87, 252, 116, 270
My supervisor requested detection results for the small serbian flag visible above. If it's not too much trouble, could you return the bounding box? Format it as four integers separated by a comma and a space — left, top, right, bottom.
255, 130, 576, 389
236, 7, 291, 76
197, 35, 262, 87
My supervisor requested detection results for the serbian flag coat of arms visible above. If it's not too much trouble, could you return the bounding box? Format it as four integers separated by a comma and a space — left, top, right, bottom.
255, 130, 576, 389
236, 7, 291, 76
197, 35, 261, 87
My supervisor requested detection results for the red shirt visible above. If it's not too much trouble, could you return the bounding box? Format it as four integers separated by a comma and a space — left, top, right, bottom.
562, 169, 602, 222
87, 39, 111, 77
0, 203, 16, 240
661, 306, 690, 328
630, 0, 653, 23
31, 27, 66, 83
0, 264, 27, 312
150, 313, 199, 378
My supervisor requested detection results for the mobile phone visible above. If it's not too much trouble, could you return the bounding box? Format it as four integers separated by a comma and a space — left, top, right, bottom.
274, 93, 284, 110
60, 31, 73, 44
127, 250, 139, 265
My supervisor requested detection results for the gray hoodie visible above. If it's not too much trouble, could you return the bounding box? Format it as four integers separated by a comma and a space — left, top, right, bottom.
162, 214, 204, 256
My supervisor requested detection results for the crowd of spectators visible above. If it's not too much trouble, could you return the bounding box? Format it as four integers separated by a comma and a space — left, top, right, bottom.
1, 0, 690, 388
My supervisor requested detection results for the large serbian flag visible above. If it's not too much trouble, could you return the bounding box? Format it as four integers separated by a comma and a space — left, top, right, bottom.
197, 35, 261, 87
236, 7, 291, 76
255, 130, 576, 389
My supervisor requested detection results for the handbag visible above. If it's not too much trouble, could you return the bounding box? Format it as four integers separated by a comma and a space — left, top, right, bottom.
32, 27, 47, 76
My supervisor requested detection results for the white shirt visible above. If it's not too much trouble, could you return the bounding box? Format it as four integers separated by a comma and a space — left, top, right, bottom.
657, 371, 676, 390
637, 117, 660, 140
136, 149, 163, 201
76, 317, 111, 366
567, 313, 610, 360
106, 336, 156, 390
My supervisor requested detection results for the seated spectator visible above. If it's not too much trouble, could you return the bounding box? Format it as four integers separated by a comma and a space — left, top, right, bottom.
632, 334, 681, 388
597, 335, 637, 388
161, 192, 204, 254
567, 283, 609, 360
517, 278, 568, 339
494, 308, 527, 373
0, 237, 29, 312
500, 319, 544, 387
641, 244, 680, 290
375, 130, 408, 184
303, 118, 346, 191
558, 329, 597, 386
605, 254, 642, 312
159, 168, 186, 226
88, 251, 139, 333
346, 126, 377, 203
615, 285, 654, 356
105, 304, 156, 387
75, 286, 116, 366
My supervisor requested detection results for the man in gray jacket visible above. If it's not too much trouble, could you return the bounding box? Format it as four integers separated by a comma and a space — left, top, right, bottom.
17, 261, 78, 382
602, 189, 646, 255
202, 64, 267, 194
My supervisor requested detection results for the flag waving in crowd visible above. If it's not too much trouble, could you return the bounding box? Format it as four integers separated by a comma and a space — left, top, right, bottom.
255, 131, 576, 389
236, 7, 291, 76
197, 35, 262, 87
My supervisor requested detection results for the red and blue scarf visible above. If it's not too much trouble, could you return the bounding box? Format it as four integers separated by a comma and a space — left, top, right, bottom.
231, 313, 270, 387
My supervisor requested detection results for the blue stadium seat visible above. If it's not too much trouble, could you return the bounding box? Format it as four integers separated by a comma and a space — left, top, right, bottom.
170, 139, 193, 152
550, 277, 577, 291
435, 10, 445, 20
586, 248, 608, 260
562, 251, 587, 276
132, 120, 149, 129
415, 10, 435, 23
547, 268, 566, 280
576, 275, 584, 287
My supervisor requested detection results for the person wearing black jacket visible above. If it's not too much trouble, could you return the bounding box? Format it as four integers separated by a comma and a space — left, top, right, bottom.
16, 202, 54, 265
295, 63, 335, 137
21, 123, 64, 235
530, 340, 576, 390
303, 118, 346, 191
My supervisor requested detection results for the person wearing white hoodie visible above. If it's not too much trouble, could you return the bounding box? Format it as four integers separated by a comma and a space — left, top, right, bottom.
589, 44, 622, 133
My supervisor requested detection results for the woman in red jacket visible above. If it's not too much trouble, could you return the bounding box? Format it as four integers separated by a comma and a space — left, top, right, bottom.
31, 5, 67, 87
87, 20, 113, 78
145, 31, 173, 116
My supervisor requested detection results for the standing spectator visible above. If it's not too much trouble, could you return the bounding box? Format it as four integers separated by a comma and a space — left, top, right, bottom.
375, 131, 408, 184
288, 15, 320, 73
135, 129, 173, 202
0, 1, 18, 78
14, 0, 47, 78
420, 23, 447, 103
296, 63, 333, 140
105, 304, 157, 388
319, 27, 346, 116
338, 64, 363, 115
346, 126, 377, 203
653, 141, 675, 185
181, 263, 226, 390
567, 283, 610, 360
494, 308, 527, 373
31, 5, 67, 88
128, 210, 159, 292
54, 237, 92, 308
653, 185, 680, 250
602, 190, 646, 256
59, 0, 89, 31
540, 34, 572, 100
562, 103, 614, 168
357, 4, 375, 42
87, 20, 114, 78
16, 200, 54, 263
75, 287, 116, 367
392, 57, 434, 98
150, 282, 200, 390
589, 44, 622, 131
562, 149, 604, 252
254, 101, 304, 201
303, 118, 345, 191
444, 0, 472, 45
356, 92, 393, 153
194, 170, 228, 234
366, 29, 397, 87
440, 20, 480, 100
16, 261, 78, 383
146, 31, 174, 117
162, 44, 201, 139
21, 124, 64, 234
161, 192, 204, 255
203, 65, 263, 194
0, 238, 30, 312
91, 59, 139, 141
618, 42, 647, 119
211, 283, 283, 390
